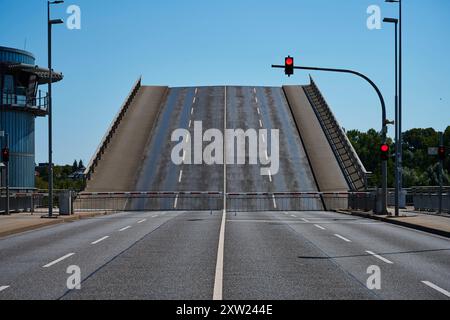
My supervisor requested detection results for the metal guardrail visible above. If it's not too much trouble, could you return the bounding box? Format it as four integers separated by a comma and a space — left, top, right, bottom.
73, 191, 351, 213
84, 77, 142, 180
74, 191, 223, 212
413, 193, 450, 214
303, 78, 368, 191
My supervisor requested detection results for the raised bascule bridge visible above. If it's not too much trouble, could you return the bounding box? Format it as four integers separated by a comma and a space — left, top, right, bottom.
77, 77, 368, 213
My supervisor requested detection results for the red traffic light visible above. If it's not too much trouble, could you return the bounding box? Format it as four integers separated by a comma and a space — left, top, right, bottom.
380, 144, 390, 153
1, 148, 9, 163
380, 144, 390, 161
438, 146, 446, 161
285, 56, 294, 77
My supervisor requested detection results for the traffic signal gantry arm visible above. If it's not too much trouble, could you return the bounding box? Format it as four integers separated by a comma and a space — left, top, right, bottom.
272, 61, 389, 214
271, 63, 387, 139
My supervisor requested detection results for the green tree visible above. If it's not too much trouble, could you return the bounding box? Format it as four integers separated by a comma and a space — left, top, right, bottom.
72, 160, 78, 173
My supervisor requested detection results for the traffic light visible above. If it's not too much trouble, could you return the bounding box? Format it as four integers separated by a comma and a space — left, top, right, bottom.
438, 146, 446, 161
380, 144, 390, 161
285, 56, 294, 77
1, 147, 9, 163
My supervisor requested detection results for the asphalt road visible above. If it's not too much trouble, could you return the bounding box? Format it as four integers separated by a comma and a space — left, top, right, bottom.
0, 210, 449, 300
131, 86, 322, 211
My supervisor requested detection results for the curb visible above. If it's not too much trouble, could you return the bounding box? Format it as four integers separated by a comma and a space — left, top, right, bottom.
0, 211, 114, 238
336, 210, 450, 239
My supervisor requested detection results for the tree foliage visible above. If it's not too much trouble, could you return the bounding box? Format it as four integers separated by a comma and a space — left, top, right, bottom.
347, 127, 450, 188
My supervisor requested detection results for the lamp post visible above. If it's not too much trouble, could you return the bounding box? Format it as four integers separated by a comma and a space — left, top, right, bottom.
386, 0, 403, 209
46, 0, 64, 219
383, 17, 399, 217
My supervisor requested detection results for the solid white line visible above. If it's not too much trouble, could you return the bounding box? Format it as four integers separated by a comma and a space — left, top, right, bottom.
334, 234, 352, 243
43, 253, 75, 268
91, 236, 109, 245
174, 195, 179, 209
119, 226, 131, 232
366, 251, 393, 264
213, 209, 226, 300
0, 286, 10, 292
213, 85, 227, 301
259, 119, 263, 128
137, 219, 146, 224
272, 195, 277, 209
422, 281, 450, 298
223, 86, 227, 214
178, 170, 183, 183
314, 224, 326, 230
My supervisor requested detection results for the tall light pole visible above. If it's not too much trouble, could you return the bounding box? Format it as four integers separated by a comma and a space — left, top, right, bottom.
386, 0, 403, 208
383, 17, 400, 216
46, 0, 64, 219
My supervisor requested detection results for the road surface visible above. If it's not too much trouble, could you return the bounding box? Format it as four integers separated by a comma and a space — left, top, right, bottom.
0, 210, 449, 300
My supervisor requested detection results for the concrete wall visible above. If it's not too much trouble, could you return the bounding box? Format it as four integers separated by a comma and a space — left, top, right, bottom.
283, 85, 349, 194
85, 86, 168, 192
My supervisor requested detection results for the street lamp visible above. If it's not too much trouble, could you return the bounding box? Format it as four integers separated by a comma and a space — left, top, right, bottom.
46, 0, 64, 219
383, 17, 399, 217
386, 0, 403, 210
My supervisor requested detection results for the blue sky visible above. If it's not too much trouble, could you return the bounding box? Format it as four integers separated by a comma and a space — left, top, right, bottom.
1, 0, 449, 164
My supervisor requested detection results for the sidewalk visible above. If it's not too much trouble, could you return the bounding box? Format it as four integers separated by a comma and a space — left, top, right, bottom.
0, 210, 111, 238
338, 208, 450, 238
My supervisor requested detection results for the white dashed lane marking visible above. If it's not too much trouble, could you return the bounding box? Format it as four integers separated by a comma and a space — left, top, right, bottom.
42, 253, 75, 268
0, 286, 10, 292
314, 224, 326, 230
366, 251, 393, 264
91, 236, 109, 245
334, 234, 352, 243
119, 226, 131, 232
137, 219, 146, 224
422, 281, 450, 298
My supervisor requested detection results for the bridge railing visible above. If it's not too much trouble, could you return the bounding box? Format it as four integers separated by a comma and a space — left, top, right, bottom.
73, 191, 352, 213
84, 77, 142, 181
303, 77, 369, 191
74, 191, 223, 212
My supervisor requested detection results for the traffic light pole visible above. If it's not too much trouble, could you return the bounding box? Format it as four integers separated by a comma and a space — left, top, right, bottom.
272, 64, 389, 214
439, 132, 444, 215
